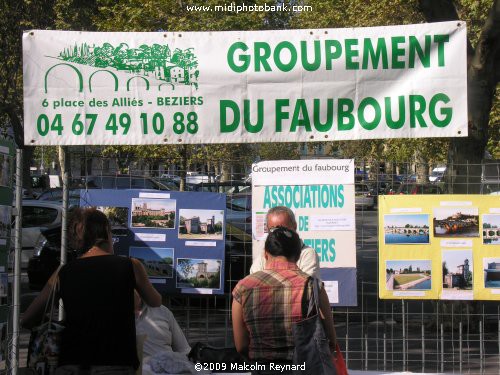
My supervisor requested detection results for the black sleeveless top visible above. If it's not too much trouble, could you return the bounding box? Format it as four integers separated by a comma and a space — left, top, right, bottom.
58, 255, 139, 369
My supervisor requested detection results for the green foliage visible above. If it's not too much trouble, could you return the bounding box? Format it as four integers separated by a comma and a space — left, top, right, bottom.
177, 258, 194, 279
256, 142, 300, 160
456, 0, 494, 47
54, 0, 98, 31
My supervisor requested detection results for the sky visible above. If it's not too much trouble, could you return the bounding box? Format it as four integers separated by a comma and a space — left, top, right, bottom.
386, 260, 431, 271
483, 214, 500, 227
132, 198, 176, 211
442, 249, 473, 272
434, 207, 478, 220
384, 214, 429, 227
129, 247, 173, 261
180, 209, 224, 223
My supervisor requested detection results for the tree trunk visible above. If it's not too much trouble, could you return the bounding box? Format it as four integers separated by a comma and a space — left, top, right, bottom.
415, 151, 429, 184
22, 147, 34, 196
179, 145, 187, 191
221, 161, 231, 182
419, 0, 500, 193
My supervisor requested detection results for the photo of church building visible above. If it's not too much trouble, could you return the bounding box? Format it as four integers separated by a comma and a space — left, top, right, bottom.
178, 209, 224, 240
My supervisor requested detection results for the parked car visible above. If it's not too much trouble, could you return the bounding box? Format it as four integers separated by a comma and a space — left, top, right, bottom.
355, 183, 375, 210
160, 173, 180, 182
153, 178, 198, 191
27, 221, 131, 290
72, 174, 171, 190
185, 172, 210, 184
191, 181, 251, 194
15, 201, 63, 268
397, 183, 443, 194
480, 161, 500, 195
225, 193, 252, 242
429, 166, 447, 183
27, 225, 78, 290
36, 188, 82, 207
481, 182, 500, 195
382, 181, 402, 195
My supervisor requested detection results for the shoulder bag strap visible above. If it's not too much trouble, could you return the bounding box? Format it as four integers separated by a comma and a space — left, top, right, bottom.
41, 264, 62, 325
305, 277, 322, 318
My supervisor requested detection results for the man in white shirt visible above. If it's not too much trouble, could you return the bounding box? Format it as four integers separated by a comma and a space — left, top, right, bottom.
135, 292, 191, 357
249, 206, 320, 278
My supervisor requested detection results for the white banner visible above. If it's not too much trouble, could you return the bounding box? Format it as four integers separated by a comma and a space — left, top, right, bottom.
23, 22, 467, 145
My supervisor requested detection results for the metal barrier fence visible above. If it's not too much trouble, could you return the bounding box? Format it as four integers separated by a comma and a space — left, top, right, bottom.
10, 157, 500, 373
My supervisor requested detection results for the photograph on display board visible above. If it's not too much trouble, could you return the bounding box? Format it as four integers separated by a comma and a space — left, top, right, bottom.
433, 207, 479, 238
97, 206, 129, 236
178, 209, 224, 240
384, 214, 430, 244
129, 247, 174, 278
0, 274, 6, 297
0, 154, 11, 188
176, 258, 221, 289
385, 260, 432, 291
483, 214, 500, 245
442, 249, 473, 293
0, 206, 10, 238
483, 258, 500, 288
131, 198, 176, 229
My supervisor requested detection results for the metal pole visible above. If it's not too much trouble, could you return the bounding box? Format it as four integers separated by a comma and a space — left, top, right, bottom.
480, 320, 483, 374
422, 324, 425, 373
383, 333, 387, 372
440, 323, 444, 373
459, 321, 463, 374
345, 333, 349, 367
59, 146, 69, 321
10, 149, 23, 375
402, 300, 406, 371
364, 333, 368, 370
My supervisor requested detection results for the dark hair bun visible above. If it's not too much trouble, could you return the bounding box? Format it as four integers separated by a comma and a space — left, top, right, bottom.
265, 226, 302, 261
69, 207, 111, 254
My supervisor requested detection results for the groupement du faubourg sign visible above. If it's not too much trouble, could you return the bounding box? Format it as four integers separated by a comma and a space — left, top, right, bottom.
22, 22, 467, 145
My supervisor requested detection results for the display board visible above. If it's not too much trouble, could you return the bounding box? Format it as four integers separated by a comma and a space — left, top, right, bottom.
0, 138, 14, 362
23, 22, 467, 146
0, 139, 14, 272
252, 159, 356, 306
379, 195, 500, 300
81, 189, 226, 294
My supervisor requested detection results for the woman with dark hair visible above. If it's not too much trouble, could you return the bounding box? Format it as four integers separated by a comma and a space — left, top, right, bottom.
232, 226, 336, 373
22, 207, 162, 374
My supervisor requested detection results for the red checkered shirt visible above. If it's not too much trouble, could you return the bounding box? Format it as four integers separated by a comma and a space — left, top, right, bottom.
232, 259, 312, 362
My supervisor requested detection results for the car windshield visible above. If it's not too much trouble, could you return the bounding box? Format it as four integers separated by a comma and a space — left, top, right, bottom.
227, 196, 250, 211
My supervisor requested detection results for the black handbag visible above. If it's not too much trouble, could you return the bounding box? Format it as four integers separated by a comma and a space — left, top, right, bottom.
292, 278, 336, 375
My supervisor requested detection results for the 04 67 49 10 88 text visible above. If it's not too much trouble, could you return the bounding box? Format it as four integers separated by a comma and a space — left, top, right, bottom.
34, 111, 199, 137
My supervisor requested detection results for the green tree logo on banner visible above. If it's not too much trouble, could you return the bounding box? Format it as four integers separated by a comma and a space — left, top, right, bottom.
47, 42, 199, 91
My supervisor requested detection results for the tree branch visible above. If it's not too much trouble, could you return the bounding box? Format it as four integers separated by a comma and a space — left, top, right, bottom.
418, 0, 474, 58
471, 0, 500, 86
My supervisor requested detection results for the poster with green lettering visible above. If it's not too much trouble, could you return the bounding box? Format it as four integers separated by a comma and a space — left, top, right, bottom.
251, 159, 356, 306
23, 22, 467, 145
